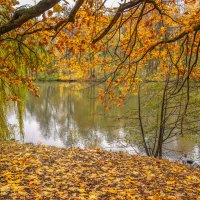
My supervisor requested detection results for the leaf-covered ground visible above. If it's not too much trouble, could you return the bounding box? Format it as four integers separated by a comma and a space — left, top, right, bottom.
0, 142, 200, 199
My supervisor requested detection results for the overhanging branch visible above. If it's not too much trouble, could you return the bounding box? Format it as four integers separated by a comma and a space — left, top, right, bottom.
0, 0, 61, 36
92, 0, 142, 44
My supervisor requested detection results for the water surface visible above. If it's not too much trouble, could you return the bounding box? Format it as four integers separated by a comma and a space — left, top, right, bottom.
8, 82, 200, 161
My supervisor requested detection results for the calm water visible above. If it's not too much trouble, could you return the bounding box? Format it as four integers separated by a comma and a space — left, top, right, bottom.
8, 82, 200, 161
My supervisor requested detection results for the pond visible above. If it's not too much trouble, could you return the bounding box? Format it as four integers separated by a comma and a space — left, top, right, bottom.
8, 82, 200, 161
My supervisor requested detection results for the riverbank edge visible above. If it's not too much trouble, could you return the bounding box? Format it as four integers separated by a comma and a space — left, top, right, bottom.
34, 78, 102, 84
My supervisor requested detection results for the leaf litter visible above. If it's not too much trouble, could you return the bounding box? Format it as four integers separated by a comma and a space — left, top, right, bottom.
0, 142, 200, 199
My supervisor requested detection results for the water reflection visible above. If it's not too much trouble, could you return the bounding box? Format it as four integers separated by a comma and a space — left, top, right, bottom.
8, 82, 200, 160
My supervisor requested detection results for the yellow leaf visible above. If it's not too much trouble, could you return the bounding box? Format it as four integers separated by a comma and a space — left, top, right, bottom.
53, 4, 62, 13
78, 188, 86, 193
48, 10, 53, 17
166, 180, 175, 185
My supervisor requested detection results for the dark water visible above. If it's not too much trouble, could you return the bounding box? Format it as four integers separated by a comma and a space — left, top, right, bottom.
8, 82, 200, 161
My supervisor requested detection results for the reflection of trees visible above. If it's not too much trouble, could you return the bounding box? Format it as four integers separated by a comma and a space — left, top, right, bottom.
125, 82, 200, 159
25, 83, 131, 147
0, 97, 10, 139
4, 82, 199, 159
0, 83, 27, 140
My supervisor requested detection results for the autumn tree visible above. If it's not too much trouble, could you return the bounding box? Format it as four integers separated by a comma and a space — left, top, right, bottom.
0, 0, 199, 95
0, 0, 199, 157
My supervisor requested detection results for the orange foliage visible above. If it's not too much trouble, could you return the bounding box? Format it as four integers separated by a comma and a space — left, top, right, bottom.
0, 0, 199, 104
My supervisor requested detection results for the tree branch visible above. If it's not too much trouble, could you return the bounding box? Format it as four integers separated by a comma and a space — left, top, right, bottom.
54, 0, 84, 31
9, 0, 85, 38
0, 0, 61, 36
92, 0, 142, 44
134, 24, 200, 63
